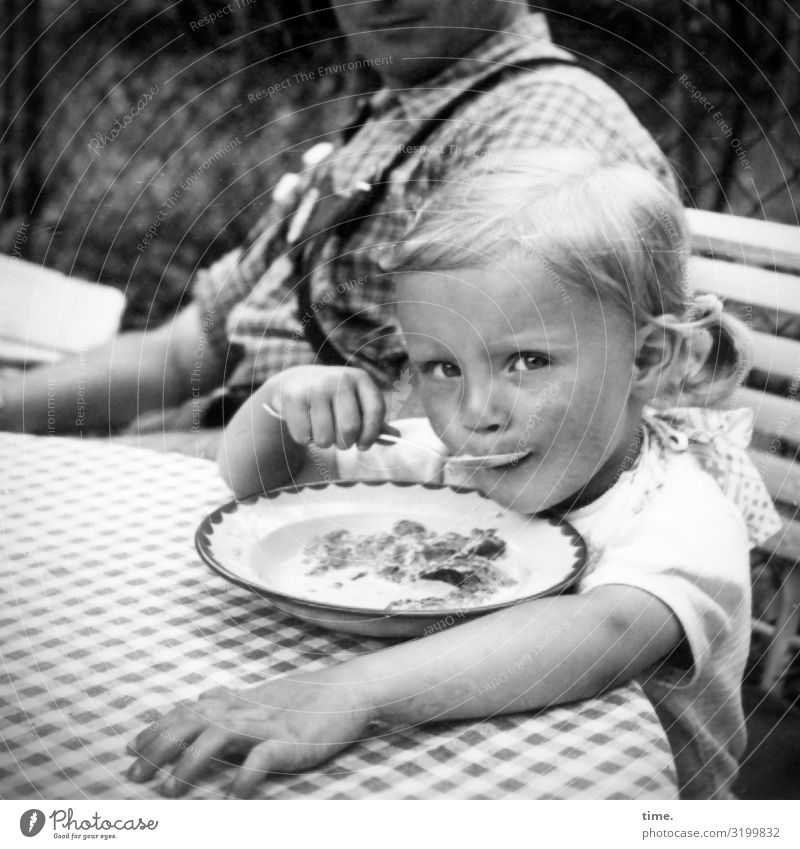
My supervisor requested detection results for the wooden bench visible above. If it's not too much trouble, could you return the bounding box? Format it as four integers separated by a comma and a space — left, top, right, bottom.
688, 208, 800, 697
0, 255, 125, 366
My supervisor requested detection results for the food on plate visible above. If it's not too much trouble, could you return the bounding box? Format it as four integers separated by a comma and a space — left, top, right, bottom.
301, 520, 515, 609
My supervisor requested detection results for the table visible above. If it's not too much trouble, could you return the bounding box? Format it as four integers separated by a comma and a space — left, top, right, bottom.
0, 433, 678, 799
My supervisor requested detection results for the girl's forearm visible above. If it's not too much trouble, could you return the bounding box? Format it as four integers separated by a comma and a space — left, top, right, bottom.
328, 585, 681, 729
217, 387, 309, 496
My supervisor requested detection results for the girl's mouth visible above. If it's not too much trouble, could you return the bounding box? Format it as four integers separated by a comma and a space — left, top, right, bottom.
445, 447, 532, 469
476, 448, 534, 471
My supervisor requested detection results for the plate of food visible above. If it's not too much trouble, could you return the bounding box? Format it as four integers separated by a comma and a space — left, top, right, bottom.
195, 481, 587, 637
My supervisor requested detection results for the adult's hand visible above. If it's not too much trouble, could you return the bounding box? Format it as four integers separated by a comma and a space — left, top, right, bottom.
0, 303, 226, 435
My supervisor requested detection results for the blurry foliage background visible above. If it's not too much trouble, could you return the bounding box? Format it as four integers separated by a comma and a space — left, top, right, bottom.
1, 0, 798, 329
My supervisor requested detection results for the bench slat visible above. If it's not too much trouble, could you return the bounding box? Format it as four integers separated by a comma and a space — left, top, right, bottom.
759, 516, 800, 563
749, 330, 800, 382
749, 449, 800, 508
689, 256, 800, 315
688, 209, 800, 693
736, 386, 800, 447
687, 208, 800, 274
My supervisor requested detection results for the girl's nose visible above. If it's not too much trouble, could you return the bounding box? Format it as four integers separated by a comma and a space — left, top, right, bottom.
458, 379, 510, 433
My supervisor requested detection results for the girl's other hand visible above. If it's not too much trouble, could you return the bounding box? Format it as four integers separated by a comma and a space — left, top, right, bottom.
127, 673, 375, 798
262, 365, 387, 451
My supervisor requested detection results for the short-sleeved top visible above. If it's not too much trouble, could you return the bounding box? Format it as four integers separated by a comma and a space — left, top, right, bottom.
330, 408, 781, 799
192, 13, 676, 393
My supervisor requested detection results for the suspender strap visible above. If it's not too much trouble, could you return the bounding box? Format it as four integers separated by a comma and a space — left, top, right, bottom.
338, 55, 582, 239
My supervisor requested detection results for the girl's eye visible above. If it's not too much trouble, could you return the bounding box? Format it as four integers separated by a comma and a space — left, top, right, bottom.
510, 352, 548, 372
427, 361, 461, 379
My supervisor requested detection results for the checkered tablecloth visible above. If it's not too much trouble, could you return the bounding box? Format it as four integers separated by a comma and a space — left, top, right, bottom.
0, 433, 678, 800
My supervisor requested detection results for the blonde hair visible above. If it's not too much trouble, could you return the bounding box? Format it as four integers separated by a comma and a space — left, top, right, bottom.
385, 151, 748, 407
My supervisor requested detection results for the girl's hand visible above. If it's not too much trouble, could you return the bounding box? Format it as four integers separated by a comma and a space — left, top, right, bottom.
262, 365, 388, 451
127, 673, 375, 798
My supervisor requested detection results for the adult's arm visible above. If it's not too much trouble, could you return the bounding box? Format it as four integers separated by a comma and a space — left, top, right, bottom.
0, 302, 226, 435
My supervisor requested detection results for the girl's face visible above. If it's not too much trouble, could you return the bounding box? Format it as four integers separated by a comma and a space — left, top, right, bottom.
396, 260, 647, 513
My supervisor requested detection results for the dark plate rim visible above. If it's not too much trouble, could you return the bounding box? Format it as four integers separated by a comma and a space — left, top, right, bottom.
195, 479, 588, 620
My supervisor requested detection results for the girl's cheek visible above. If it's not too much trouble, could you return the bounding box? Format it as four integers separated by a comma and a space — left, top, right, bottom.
421, 382, 459, 418
518, 383, 568, 429
419, 397, 451, 439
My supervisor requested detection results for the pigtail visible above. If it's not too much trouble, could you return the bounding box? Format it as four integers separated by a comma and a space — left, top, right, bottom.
681, 306, 751, 406
651, 296, 752, 407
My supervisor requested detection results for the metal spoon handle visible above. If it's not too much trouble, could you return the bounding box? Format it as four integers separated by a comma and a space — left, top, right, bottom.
262, 403, 520, 467
374, 432, 449, 460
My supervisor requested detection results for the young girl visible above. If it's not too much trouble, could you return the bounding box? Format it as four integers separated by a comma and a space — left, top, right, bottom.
128, 152, 780, 799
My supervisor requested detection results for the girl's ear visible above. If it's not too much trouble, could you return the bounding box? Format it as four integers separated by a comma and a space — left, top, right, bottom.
633, 323, 688, 403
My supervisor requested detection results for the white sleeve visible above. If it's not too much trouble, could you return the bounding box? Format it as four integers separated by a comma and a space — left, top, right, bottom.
579, 469, 751, 688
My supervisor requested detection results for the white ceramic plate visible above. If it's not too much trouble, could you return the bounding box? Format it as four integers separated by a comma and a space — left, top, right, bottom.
196, 481, 587, 637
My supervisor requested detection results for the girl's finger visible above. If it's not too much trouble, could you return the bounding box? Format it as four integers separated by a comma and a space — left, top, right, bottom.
279, 394, 313, 446
307, 394, 337, 448
199, 685, 228, 700
332, 385, 364, 450
159, 727, 236, 798
355, 376, 387, 448
127, 710, 207, 782
230, 741, 281, 799
127, 715, 166, 757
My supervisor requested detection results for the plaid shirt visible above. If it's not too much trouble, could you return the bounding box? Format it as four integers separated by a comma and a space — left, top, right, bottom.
194, 13, 675, 395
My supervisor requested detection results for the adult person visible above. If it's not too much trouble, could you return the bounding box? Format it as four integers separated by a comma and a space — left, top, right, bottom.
0, 1, 675, 452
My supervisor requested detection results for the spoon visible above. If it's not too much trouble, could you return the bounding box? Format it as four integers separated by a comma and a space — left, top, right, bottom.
374, 433, 528, 468
262, 402, 529, 468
